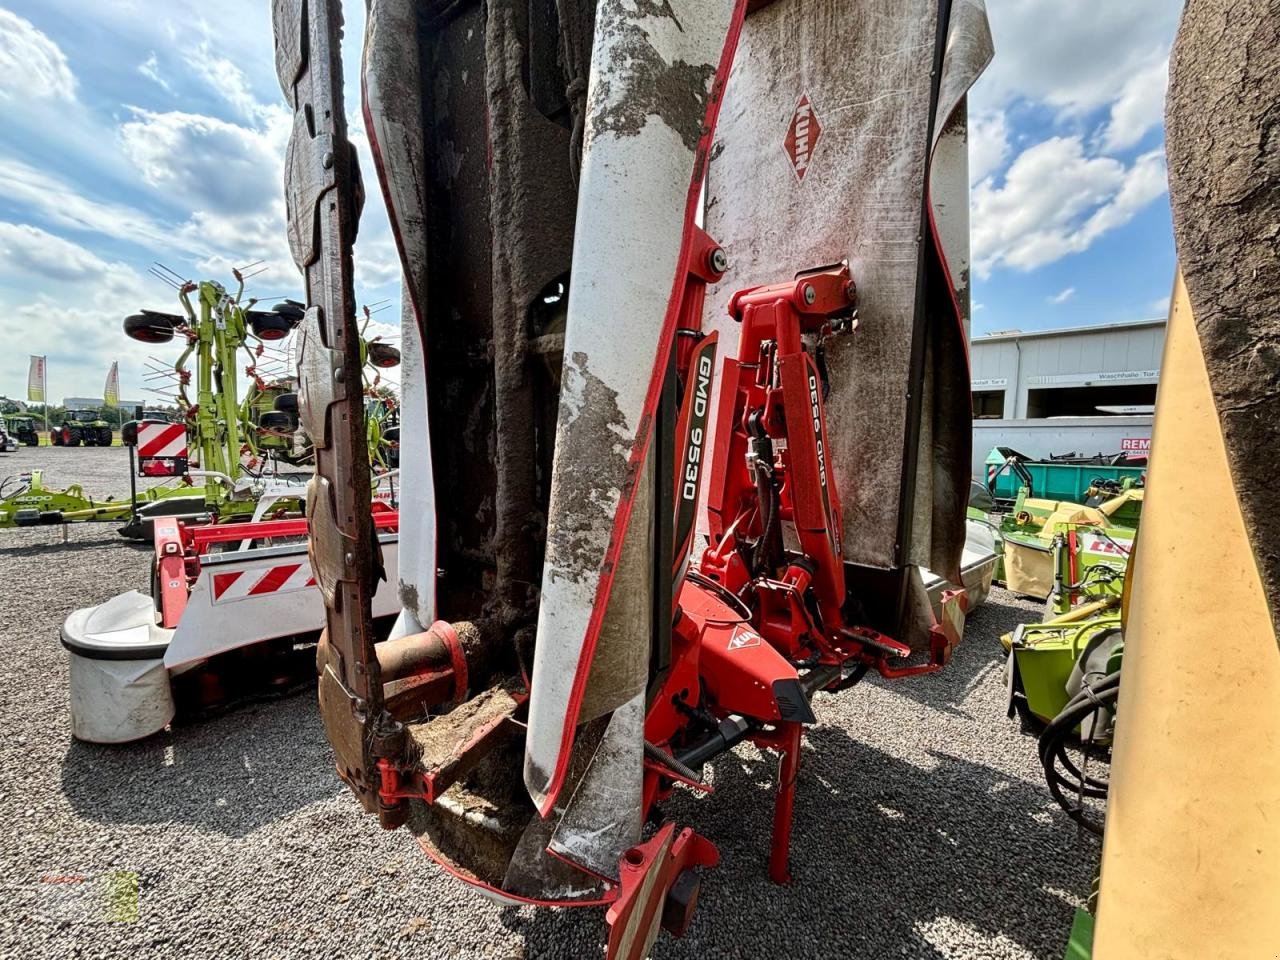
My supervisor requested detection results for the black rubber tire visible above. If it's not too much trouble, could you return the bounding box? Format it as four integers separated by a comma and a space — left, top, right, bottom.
271, 300, 306, 325
273, 392, 299, 415
65, 428, 80, 447
50, 431, 62, 447
97, 427, 113, 446
24, 435, 38, 447
124, 311, 177, 344
367, 342, 401, 368
258, 410, 295, 432
248, 311, 292, 341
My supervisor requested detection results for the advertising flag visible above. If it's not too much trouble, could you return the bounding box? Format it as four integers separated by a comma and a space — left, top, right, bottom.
104, 361, 120, 408
27, 356, 46, 403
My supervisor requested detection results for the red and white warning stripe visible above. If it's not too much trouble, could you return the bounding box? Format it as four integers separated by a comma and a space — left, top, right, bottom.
138, 421, 188, 459
212, 562, 316, 603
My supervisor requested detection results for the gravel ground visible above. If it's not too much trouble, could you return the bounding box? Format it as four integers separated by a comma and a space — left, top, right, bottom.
0, 449, 1098, 959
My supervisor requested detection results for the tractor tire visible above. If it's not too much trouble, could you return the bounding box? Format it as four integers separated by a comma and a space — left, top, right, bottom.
24, 435, 38, 447
50, 431, 62, 446
248, 311, 292, 341
259, 411, 295, 432
123, 311, 178, 344
66, 428, 81, 447
97, 427, 113, 446
367, 342, 401, 368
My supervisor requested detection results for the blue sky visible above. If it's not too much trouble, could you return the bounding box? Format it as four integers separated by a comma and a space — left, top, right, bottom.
0, 1, 1181, 401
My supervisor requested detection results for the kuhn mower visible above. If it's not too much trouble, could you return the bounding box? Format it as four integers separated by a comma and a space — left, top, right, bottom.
277, 0, 990, 954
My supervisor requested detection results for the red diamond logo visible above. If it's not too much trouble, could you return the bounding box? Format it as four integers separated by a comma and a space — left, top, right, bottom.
783, 94, 822, 182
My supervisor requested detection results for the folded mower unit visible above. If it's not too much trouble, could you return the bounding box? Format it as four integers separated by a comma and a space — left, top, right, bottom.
274, 0, 993, 953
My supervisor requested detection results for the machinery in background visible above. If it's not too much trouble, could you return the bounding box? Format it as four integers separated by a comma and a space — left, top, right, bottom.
49, 408, 114, 447
0, 467, 190, 528
60, 509, 402, 743
4, 414, 40, 447
983, 446, 1146, 507
116, 275, 401, 538
996, 487, 1139, 610
119, 273, 311, 536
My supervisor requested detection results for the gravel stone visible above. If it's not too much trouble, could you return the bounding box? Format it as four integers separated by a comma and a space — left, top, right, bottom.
0, 448, 1096, 958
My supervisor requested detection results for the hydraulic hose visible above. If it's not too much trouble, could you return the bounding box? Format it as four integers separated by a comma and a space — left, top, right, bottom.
1039, 670, 1121, 835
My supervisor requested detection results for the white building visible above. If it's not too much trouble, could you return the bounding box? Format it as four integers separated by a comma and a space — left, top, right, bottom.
969, 319, 1165, 476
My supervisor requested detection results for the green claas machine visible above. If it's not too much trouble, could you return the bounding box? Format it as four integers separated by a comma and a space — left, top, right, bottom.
4, 415, 40, 446
50, 409, 113, 447
1, 272, 400, 533
116, 274, 312, 536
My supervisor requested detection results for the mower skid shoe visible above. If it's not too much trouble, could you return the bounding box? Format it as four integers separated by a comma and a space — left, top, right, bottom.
605, 824, 719, 960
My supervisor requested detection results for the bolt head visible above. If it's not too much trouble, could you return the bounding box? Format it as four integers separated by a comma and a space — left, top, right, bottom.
802, 283, 817, 305
709, 248, 728, 274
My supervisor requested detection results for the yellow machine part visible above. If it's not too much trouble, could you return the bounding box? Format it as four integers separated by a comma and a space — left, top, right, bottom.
1093, 274, 1280, 957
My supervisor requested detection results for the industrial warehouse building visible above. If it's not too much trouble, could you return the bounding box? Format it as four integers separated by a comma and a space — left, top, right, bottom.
969, 318, 1166, 477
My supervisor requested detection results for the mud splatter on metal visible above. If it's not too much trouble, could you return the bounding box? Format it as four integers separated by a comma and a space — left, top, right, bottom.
589, 0, 715, 153
543, 351, 631, 585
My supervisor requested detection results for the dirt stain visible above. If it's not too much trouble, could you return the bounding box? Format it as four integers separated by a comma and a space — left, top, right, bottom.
589, 0, 714, 153
544, 351, 631, 584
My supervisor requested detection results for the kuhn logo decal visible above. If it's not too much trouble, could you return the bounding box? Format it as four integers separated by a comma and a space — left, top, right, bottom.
784, 94, 822, 182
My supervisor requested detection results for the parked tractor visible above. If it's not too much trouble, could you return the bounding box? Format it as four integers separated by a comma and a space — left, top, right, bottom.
4, 415, 40, 446
50, 410, 113, 447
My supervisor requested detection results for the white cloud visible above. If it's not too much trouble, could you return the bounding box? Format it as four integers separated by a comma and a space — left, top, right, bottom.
1047, 286, 1075, 305
0, 157, 174, 249
972, 137, 1167, 276
0, 224, 161, 401
973, 1, 1179, 118
968, 109, 1009, 186
0, 222, 113, 282
959, 5, 1177, 280
182, 38, 291, 137
1100, 56, 1169, 152
0, 9, 76, 103
138, 52, 172, 93
120, 108, 283, 215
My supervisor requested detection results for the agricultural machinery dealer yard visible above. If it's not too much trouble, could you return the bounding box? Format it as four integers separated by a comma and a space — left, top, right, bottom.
2, 1, 1277, 958
0, 447, 1081, 959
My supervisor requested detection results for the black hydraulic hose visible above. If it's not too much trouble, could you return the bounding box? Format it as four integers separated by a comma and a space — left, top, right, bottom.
751, 454, 782, 575
1039, 672, 1121, 835
1040, 672, 1120, 793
